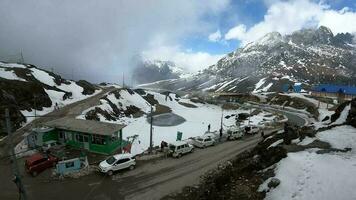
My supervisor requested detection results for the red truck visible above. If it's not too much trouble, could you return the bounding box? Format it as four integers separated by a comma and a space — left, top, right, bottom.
25, 153, 58, 177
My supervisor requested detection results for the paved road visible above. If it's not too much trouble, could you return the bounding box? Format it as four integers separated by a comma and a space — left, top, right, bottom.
20, 135, 261, 200
0, 96, 309, 200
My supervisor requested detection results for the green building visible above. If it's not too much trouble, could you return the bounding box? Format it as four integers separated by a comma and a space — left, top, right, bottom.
28, 118, 127, 155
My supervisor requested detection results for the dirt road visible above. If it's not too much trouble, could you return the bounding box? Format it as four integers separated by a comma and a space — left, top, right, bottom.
16, 135, 261, 200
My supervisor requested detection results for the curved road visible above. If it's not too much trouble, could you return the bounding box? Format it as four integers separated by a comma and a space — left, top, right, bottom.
0, 99, 309, 200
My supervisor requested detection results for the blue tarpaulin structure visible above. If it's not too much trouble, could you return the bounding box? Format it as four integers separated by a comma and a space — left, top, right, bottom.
312, 84, 356, 95
283, 83, 302, 93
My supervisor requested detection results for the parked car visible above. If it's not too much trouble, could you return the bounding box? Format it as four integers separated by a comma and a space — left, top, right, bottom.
168, 141, 194, 158
227, 128, 244, 140
244, 126, 260, 135
25, 153, 58, 177
99, 153, 136, 176
192, 136, 216, 148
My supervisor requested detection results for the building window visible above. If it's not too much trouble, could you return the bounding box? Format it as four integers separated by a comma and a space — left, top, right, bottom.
76, 134, 84, 142
92, 135, 106, 145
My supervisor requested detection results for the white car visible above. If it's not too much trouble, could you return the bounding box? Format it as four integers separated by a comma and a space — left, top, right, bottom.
99, 153, 136, 176
192, 136, 216, 148
168, 141, 194, 158
227, 128, 244, 140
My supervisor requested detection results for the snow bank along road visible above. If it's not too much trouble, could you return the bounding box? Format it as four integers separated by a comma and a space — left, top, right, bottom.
20, 135, 261, 200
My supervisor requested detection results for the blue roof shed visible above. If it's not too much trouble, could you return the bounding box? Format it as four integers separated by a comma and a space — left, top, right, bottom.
312, 84, 356, 95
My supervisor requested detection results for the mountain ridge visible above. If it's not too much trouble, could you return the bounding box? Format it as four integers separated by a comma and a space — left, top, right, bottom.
139, 26, 356, 93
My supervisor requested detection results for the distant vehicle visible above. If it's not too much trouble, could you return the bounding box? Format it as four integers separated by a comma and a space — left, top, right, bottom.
42, 140, 60, 152
25, 153, 58, 177
227, 128, 244, 140
168, 141, 194, 158
203, 131, 219, 139
192, 136, 216, 148
99, 153, 136, 176
243, 126, 260, 135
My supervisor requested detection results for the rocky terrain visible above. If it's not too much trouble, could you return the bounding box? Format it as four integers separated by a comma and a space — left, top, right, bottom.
140, 26, 356, 93
0, 61, 100, 135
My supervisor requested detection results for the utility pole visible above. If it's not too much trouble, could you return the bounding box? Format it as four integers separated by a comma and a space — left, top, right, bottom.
5, 109, 27, 200
33, 95, 37, 123
220, 108, 223, 132
20, 51, 24, 64
149, 105, 153, 153
122, 72, 125, 88
248, 106, 251, 126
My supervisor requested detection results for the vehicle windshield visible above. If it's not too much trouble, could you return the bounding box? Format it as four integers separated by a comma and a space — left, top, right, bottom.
197, 138, 203, 141
169, 144, 176, 151
106, 156, 117, 165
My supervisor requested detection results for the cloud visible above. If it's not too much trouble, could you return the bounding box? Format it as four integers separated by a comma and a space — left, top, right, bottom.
142, 45, 224, 72
224, 0, 356, 45
208, 30, 222, 42
0, 0, 230, 82
224, 24, 247, 40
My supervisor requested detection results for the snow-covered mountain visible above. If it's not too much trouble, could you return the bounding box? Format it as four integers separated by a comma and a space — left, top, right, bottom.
132, 60, 190, 84
0, 61, 101, 133
140, 26, 356, 93
77, 88, 280, 155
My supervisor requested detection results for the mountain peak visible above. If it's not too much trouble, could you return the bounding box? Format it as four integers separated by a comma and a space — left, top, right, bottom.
255, 32, 282, 46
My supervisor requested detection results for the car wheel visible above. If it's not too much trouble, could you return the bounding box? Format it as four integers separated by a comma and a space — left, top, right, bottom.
177, 153, 182, 158
31, 171, 38, 177
107, 170, 114, 176
129, 165, 135, 170
190, 148, 194, 153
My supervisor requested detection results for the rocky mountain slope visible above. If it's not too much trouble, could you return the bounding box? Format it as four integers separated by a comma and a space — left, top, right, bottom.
140, 26, 356, 93
132, 60, 188, 84
0, 61, 100, 134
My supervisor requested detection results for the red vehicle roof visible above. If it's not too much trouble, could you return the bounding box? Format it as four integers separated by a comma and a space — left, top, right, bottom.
26, 153, 45, 164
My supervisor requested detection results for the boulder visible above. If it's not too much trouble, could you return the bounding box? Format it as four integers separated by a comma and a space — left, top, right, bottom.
267, 178, 281, 189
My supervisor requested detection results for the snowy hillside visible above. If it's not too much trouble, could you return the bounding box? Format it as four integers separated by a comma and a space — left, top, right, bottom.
0, 61, 101, 132
259, 98, 356, 200
140, 26, 356, 93
77, 88, 278, 155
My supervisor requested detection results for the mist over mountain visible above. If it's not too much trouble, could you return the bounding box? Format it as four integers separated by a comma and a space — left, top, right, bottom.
132, 60, 189, 85
139, 26, 356, 93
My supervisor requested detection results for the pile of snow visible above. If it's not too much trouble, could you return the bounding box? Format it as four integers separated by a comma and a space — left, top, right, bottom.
263, 126, 356, 200
268, 139, 283, 149
332, 103, 351, 125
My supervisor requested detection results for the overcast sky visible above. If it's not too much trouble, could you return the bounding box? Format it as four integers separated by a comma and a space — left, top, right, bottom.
1, 0, 356, 83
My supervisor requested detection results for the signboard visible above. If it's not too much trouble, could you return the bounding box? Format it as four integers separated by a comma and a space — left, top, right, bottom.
176, 131, 183, 141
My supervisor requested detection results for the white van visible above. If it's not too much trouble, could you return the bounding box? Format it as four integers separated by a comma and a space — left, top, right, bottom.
99, 153, 136, 176
227, 128, 244, 140
192, 136, 216, 148
168, 141, 194, 158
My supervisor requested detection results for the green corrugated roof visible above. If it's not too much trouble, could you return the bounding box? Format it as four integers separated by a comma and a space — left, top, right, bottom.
43, 118, 126, 136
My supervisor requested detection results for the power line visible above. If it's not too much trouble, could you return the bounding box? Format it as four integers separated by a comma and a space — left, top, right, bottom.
5, 109, 27, 200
